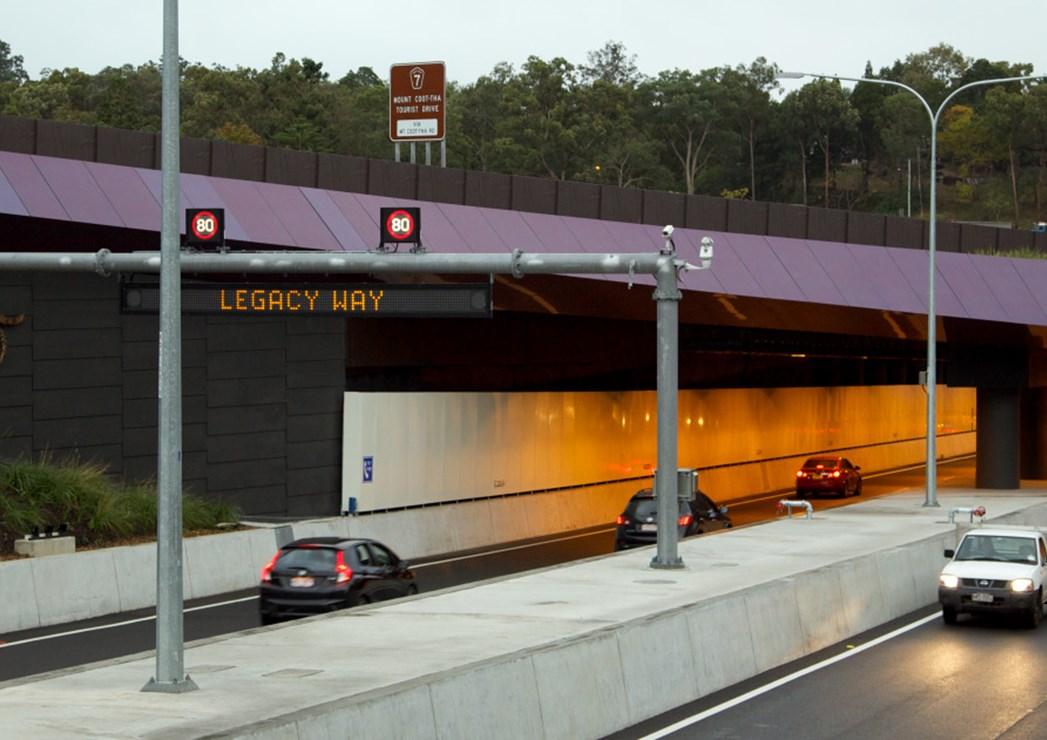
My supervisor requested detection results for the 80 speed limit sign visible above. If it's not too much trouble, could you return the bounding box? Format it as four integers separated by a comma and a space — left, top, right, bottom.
184, 208, 225, 248
379, 206, 421, 248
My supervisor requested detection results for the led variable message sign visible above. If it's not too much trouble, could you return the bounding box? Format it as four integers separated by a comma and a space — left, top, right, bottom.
121, 282, 492, 318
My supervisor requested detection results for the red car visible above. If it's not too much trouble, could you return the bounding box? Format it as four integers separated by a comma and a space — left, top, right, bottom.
795, 456, 862, 498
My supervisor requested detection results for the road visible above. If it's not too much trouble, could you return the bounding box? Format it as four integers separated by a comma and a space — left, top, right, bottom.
0, 458, 975, 682
613, 604, 1047, 739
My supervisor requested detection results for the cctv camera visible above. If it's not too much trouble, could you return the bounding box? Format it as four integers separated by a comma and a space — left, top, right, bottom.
662, 225, 675, 238
699, 236, 713, 260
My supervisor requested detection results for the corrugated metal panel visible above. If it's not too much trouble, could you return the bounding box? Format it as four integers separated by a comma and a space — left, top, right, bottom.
86, 161, 159, 232
0, 152, 67, 220
724, 233, 804, 302
0, 163, 27, 216
34, 156, 119, 226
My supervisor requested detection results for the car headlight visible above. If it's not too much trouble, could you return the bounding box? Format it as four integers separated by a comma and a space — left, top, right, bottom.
1010, 578, 1034, 592
939, 574, 959, 589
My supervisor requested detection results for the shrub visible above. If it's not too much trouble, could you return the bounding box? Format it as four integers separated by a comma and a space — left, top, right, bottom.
0, 454, 240, 554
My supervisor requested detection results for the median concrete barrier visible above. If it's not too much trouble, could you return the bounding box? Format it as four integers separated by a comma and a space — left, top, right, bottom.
0, 558, 39, 632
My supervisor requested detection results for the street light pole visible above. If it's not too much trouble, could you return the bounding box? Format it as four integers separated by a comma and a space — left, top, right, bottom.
778, 71, 1045, 507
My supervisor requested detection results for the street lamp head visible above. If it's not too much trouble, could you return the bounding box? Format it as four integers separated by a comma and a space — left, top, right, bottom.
776, 71, 808, 80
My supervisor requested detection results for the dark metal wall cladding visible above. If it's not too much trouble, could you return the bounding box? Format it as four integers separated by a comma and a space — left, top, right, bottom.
211, 140, 266, 182
600, 184, 642, 223
727, 199, 768, 235
937, 221, 961, 252
847, 212, 886, 246
317, 152, 367, 192
998, 228, 1034, 252
465, 170, 510, 209
642, 190, 684, 228
418, 165, 465, 204
807, 207, 847, 242
685, 194, 727, 231
97, 127, 154, 169
368, 159, 418, 199
557, 180, 600, 219
885, 215, 925, 250
511, 175, 557, 214
0, 271, 345, 515
960, 223, 1000, 254
0, 115, 36, 154
767, 202, 807, 238
265, 148, 318, 187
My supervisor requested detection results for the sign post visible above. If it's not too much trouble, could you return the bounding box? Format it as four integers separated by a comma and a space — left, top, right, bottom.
390, 62, 446, 165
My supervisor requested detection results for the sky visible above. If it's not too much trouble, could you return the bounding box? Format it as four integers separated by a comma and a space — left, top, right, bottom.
5, 0, 1047, 92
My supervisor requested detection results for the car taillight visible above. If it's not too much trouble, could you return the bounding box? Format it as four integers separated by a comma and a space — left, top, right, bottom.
796, 470, 804, 478
335, 550, 354, 584
678, 514, 693, 527
260, 551, 279, 582
832, 470, 841, 478
616, 515, 629, 525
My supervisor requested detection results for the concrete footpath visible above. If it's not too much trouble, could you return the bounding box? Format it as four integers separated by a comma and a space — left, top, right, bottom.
3, 489, 1047, 739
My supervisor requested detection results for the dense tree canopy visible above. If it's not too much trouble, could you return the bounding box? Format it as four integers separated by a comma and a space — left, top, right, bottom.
3, 39, 1045, 225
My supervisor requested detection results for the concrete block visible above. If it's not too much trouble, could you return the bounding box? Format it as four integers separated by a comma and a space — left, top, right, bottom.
793, 565, 849, 652
831, 556, 889, 636
184, 530, 262, 599
31, 549, 122, 627
486, 497, 534, 543
686, 593, 757, 696
289, 518, 352, 542
617, 612, 699, 725
293, 684, 437, 740
449, 500, 495, 552
873, 547, 920, 618
743, 579, 805, 672
429, 655, 544, 740
111, 542, 159, 612
14, 536, 75, 557
0, 558, 41, 632
532, 632, 629, 740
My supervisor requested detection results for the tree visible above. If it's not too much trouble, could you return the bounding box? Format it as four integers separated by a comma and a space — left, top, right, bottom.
716, 57, 779, 200
787, 79, 859, 206
0, 39, 27, 84
579, 41, 642, 87
339, 66, 382, 89
849, 62, 893, 198
982, 87, 1032, 222
879, 93, 930, 215
642, 69, 721, 194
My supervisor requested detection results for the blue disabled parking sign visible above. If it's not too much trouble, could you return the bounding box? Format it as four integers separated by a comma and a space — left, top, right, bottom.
362, 455, 374, 483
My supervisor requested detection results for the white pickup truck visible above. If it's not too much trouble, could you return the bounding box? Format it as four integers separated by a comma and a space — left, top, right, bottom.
938, 526, 1047, 628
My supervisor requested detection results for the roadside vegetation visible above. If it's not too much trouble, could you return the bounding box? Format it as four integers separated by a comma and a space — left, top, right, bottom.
0, 455, 240, 555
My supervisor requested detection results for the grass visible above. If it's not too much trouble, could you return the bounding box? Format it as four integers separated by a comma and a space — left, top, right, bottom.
974, 247, 1047, 260
0, 454, 240, 555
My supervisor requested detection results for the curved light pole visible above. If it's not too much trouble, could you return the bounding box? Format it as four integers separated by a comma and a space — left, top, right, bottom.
779, 71, 1046, 507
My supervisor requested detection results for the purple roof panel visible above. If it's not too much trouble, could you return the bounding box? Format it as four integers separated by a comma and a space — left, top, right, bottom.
0, 153, 67, 220
435, 203, 508, 252
806, 240, 885, 309
169, 172, 249, 242
414, 203, 470, 253
886, 247, 965, 318
561, 216, 623, 253
33, 156, 120, 226
937, 252, 1008, 322
847, 243, 924, 314
86, 162, 159, 232
299, 189, 367, 252
970, 255, 1047, 325
209, 178, 294, 246
326, 191, 380, 248
0, 164, 27, 217
723, 232, 805, 302
255, 182, 339, 251
518, 213, 583, 254
768, 237, 847, 306
606, 221, 664, 253
478, 208, 539, 252
1015, 258, 1047, 318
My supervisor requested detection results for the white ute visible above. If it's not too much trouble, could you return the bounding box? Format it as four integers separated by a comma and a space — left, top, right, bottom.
938, 526, 1047, 628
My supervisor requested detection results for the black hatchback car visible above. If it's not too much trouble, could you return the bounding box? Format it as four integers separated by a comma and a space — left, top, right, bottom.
259, 537, 417, 624
614, 488, 732, 551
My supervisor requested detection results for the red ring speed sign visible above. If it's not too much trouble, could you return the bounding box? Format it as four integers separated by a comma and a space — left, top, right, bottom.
191, 210, 220, 241
384, 209, 416, 241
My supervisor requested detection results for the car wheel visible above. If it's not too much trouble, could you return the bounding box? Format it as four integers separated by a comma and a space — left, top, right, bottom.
261, 613, 278, 626
855, 481, 862, 496
407, 584, 419, 596
942, 606, 957, 625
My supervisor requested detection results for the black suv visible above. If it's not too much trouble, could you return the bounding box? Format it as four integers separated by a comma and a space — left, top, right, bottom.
259, 537, 417, 624
614, 488, 732, 551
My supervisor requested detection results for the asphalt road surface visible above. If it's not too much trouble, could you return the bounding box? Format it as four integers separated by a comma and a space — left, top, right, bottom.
612, 603, 1047, 739
0, 458, 976, 682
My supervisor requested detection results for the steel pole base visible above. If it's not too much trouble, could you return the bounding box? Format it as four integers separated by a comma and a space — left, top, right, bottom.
142, 675, 198, 693
650, 556, 685, 570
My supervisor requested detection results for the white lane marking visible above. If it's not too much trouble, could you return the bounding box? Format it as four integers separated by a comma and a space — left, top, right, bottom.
638, 611, 941, 739
0, 595, 259, 649
412, 528, 617, 568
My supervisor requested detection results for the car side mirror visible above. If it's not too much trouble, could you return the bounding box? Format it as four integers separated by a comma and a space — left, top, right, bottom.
719, 505, 729, 515
854, 465, 861, 471
944, 549, 955, 558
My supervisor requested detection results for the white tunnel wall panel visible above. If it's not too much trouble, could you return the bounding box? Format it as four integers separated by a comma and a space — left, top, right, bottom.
342, 386, 976, 512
